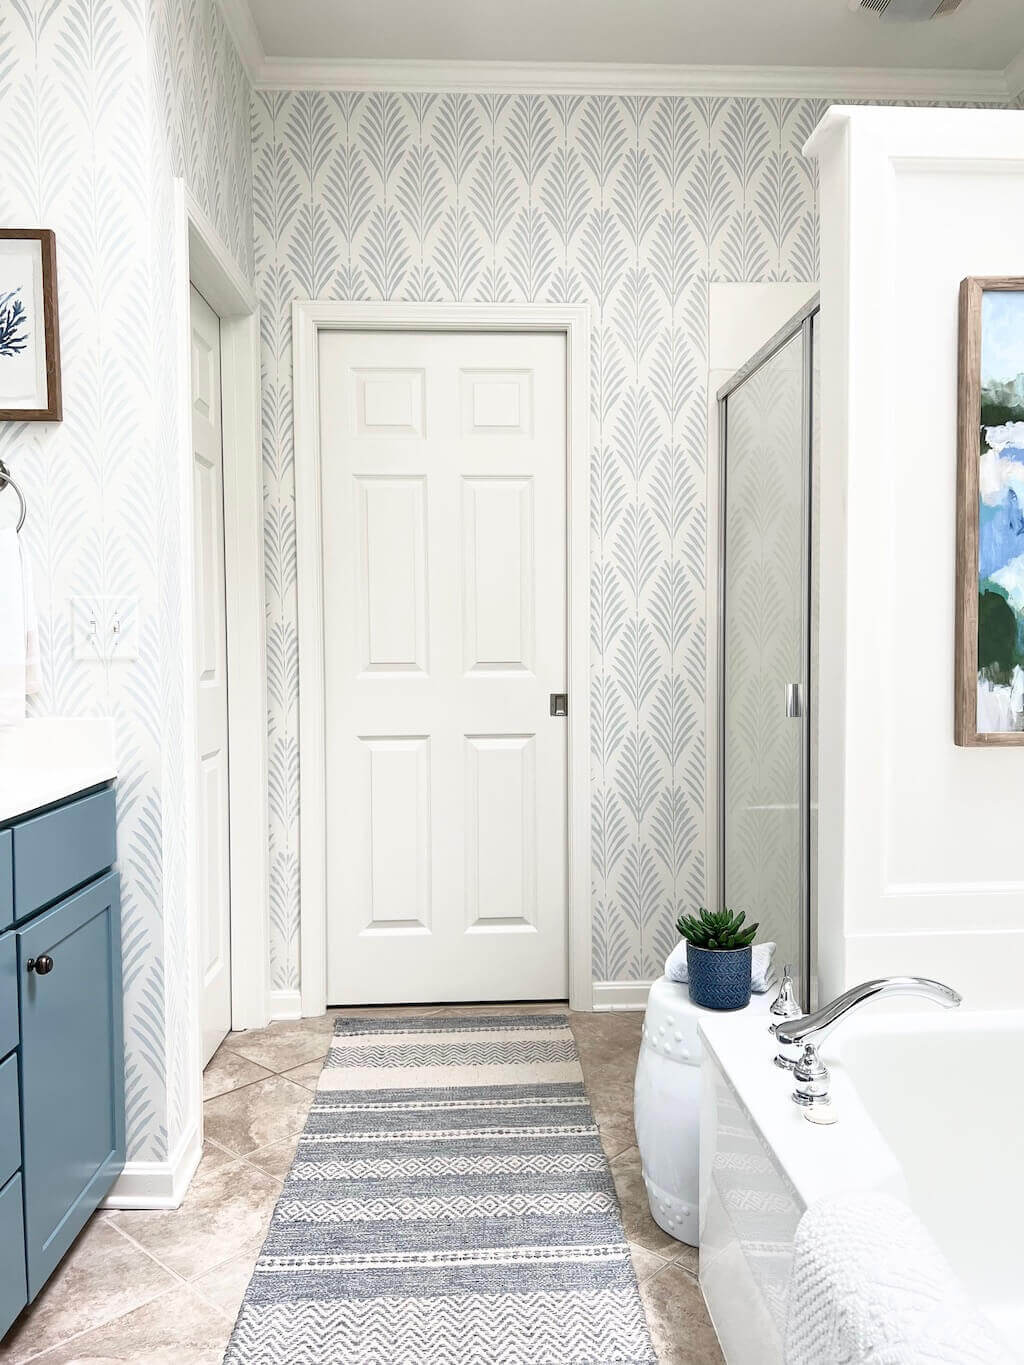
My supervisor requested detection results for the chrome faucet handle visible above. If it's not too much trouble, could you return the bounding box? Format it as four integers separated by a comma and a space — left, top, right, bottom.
792, 1043, 830, 1108
770, 964, 804, 1070
770, 963, 802, 1019
774, 976, 961, 1051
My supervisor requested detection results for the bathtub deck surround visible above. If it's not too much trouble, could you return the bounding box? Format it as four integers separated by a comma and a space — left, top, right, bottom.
774, 977, 962, 1109
697, 1003, 1022, 1363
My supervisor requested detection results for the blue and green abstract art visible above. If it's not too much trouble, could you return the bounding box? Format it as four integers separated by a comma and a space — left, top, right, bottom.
976, 289, 1024, 735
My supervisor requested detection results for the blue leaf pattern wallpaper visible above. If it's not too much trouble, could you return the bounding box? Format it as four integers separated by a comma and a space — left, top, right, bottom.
0, 0, 1003, 1172
0, 0, 251, 1165
253, 90, 826, 991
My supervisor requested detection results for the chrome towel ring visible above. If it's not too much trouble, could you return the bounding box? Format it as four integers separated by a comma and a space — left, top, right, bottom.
0, 459, 26, 533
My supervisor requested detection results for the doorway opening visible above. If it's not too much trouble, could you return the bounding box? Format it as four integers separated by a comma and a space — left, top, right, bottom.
291, 303, 593, 1015
178, 182, 270, 1087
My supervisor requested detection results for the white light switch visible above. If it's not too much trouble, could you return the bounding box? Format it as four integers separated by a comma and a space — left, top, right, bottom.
71, 596, 139, 662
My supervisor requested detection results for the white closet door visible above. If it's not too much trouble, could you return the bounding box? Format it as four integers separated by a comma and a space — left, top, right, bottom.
320, 330, 568, 1004
190, 284, 232, 1063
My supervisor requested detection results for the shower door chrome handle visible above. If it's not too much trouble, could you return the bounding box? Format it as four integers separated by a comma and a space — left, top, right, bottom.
785, 683, 802, 719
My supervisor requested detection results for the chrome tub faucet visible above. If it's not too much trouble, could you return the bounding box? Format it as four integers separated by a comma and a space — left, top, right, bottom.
772, 976, 962, 1108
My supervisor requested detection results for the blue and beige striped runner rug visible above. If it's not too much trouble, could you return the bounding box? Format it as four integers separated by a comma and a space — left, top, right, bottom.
224, 1012, 656, 1363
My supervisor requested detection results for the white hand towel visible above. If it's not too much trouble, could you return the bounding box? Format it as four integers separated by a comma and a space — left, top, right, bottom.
665, 938, 776, 992
785, 1193, 1014, 1365
0, 527, 27, 727
20, 537, 39, 698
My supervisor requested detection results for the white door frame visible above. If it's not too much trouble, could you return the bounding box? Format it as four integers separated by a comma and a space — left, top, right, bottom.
176, 183, 271, 1038
293, 301, 593, 1015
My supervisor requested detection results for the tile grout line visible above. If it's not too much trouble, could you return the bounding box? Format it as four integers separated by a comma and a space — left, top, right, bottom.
209, 1045, 331, 1077
7, 1276, 186, 1365
644, 1255, 702, 1289
103, 1218, 193, 1286
203, 1069, 324, 1133
203, 1060, 326, 1103
106, 1153, 281, 1285
106, 1190, 268, 1314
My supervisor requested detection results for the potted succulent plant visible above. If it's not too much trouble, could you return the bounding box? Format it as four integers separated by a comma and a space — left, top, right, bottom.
676, 907, 759, 1010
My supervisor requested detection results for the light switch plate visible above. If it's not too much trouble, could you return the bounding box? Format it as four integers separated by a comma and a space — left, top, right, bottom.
71, 596, 139, 662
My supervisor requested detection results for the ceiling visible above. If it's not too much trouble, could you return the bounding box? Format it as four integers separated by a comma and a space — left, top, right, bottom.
240, 0, 1024, 72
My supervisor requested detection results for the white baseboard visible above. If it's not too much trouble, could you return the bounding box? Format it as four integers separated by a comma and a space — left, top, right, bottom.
592, 980, 653, 1011
101, 1121, 202, 1210
270, 988, 302, 1020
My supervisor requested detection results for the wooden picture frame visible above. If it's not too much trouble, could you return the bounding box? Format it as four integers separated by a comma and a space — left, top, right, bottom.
0, 228, 62, 421
956, 275, 1024, 745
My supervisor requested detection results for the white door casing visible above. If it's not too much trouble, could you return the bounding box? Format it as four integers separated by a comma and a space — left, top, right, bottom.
190, 283, 232, 1063
294, 302, 592, 1017
321, 329, 569, 1004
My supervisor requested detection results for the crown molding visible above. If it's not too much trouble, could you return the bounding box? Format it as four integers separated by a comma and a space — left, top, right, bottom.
250, 56, 1009, 100
218, 0, 1015, 103
1005, 45, 1024, 102
217, 0, 266, 77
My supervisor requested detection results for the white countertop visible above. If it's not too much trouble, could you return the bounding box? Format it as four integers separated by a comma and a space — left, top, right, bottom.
0, 717, 117, 823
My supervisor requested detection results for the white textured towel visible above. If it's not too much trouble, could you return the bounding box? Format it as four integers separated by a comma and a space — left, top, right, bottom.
665, 938, 775, 992
21, 538, 39, 699
0, 527, 38, 727
785, 1193, 1014, 1365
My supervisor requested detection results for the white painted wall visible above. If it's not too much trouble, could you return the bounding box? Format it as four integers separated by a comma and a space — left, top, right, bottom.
808, 106, 1024, 1008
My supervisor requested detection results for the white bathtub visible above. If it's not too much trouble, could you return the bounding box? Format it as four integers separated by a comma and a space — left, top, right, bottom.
697, 1006, 1023, 1364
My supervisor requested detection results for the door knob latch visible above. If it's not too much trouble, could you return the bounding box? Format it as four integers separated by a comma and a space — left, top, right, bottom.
550, 693, 568, 717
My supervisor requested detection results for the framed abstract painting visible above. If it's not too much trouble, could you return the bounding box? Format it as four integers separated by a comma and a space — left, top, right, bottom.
0, 228, 62, 421
956, 277, 1024, 745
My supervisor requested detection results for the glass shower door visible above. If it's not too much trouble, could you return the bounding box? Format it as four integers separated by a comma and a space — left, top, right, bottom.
720, 324, 810, 1000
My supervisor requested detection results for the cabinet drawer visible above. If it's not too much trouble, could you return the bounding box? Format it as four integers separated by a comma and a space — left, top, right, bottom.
0, 933, 17, 1060
12, 787, 116, 922
0, 1053, 20, 1188
0, 830, 11, 931
19, 872, 124, 1299
0, 1172, 27, 1339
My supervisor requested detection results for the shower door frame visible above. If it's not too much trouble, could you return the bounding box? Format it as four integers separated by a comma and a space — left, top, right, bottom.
716, 293, 819, 1010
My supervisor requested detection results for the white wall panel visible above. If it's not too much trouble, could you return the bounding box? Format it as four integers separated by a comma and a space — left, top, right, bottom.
809, 106, 1024, 1006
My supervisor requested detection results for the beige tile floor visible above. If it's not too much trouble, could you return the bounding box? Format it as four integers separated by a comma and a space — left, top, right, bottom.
0, 1006, 723, 1365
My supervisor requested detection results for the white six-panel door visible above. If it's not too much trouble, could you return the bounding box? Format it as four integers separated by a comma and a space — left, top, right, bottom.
190, 284, 232, 1064
320, 331, 568, 1004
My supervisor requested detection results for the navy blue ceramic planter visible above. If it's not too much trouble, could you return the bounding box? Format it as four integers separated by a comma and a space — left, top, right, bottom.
686, 943, 752, 1010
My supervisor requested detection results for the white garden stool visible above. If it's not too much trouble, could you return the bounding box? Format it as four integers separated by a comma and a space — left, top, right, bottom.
633, 975, 775, 1245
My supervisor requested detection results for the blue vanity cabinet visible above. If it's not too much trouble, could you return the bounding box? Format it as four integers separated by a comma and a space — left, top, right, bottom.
11, 789, 116, 924
0, 1175, 26, 1335
0, 832, 12, 932
18, 871, 124, 1297
0, 782, 123, 1337
0, 935, 17, 1061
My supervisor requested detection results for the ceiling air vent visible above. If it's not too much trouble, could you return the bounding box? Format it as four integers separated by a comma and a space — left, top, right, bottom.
849, 0, 968, 18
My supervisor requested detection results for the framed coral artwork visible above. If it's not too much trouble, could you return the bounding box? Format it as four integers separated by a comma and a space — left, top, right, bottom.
0, 228, 62, 422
